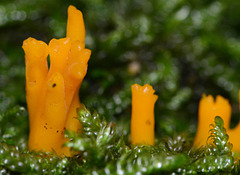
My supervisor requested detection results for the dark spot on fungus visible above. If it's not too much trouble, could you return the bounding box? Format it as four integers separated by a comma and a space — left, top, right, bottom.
52, 83, 56, 88
45, 123, 47, 125
146, 120, 151, 125
44, 126, 47, 130
57, 130, 59, 133
60, 127, 66, 135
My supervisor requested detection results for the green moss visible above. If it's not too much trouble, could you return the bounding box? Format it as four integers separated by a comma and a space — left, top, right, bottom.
1, 0, 240, 173
1, 107, 238, 174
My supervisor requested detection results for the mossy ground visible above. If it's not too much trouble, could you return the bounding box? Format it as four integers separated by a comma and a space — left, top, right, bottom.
1, 0, 240, 174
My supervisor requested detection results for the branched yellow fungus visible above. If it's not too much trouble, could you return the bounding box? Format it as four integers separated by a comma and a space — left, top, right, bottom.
131, 84, 158, 145
23, 5, 91, 156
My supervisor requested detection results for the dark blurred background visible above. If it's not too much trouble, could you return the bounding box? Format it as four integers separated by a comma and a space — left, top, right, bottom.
1, 0, 240, 138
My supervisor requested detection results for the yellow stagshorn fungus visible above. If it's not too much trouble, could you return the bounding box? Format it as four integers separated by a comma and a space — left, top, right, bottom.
194, 91, 240, 153
194, 94, 231, 147
23, 5, 91, 156
227, 91, 240, 153
131, 84, 158, 145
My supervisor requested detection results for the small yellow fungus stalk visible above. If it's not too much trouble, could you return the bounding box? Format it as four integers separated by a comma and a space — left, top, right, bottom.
194, 92, 240, 153
194, 94, 231, 147
228, 91, 240, 153
23, 5, 91, 156
131, 84, 158, 145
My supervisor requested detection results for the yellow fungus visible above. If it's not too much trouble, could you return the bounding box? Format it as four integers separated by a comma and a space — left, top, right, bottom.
194, 94, 231, 147
194, 91, 240, 153
131, 84, 158, 145
228, 90, 240, 153
23, 5, 91, 156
